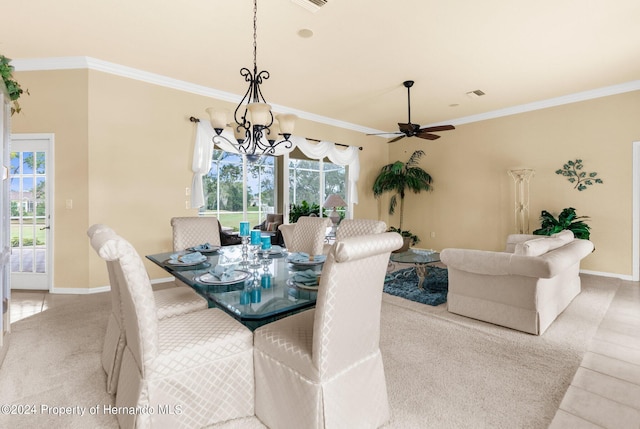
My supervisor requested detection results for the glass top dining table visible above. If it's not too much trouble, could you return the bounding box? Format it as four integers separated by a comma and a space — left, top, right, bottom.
146, 245, 322, 330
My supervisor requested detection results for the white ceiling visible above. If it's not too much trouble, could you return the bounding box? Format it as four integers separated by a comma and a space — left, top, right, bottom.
2, 0, 639, 136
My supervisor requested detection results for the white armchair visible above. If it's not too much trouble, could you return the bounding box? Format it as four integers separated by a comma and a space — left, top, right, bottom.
253, 232, 403, 429
90, 228, 254, 428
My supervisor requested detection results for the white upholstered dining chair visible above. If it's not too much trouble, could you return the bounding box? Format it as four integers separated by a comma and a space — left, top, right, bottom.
253, 232, 403, 429
281, 216, 331, 256
90, 227, 254, 429
171, 216, 221, 251
87, 224, 207, 395
321, 218, 387, 254
335, 218, 387, 240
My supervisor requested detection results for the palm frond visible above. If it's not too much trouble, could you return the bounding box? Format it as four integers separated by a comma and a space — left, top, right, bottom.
389, 195, 398, 215
406, 150, 425, 167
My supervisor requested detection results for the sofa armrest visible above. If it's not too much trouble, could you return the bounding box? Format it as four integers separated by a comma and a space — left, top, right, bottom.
441, 239, 594, 279
440, 248, 515, 276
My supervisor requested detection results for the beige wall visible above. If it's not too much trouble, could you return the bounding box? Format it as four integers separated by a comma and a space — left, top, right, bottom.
10, 69, 639, 288
12, 69, 388, 289
389, 90, 640, 276
11, 70, 90, 289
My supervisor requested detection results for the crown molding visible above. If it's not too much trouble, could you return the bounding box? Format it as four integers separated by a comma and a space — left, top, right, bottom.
12, 56, 384, 135
433, 80, 640, 128
12, 57, 640, 134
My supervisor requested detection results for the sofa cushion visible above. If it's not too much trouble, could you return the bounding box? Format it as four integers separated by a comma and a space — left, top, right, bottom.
514, 230, 574, 256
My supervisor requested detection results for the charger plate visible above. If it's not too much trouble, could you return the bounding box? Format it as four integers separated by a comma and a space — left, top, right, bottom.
195, 270, 251, 285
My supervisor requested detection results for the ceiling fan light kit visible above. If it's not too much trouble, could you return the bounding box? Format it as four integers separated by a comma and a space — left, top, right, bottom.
368, 80, 455, 143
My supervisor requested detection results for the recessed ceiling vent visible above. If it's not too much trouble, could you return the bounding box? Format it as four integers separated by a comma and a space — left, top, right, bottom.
466, 89, 486, 98
291, 0, 328, 13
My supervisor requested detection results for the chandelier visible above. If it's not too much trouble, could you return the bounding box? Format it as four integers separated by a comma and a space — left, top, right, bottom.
206, 0, 296, 162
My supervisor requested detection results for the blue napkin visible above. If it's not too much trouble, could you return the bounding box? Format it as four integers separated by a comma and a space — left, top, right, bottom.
170, 251, 205, 264
287, 252, 326, 263
210, 264, 237, 281
292, 269, 320, 285
194, 242, 218, 252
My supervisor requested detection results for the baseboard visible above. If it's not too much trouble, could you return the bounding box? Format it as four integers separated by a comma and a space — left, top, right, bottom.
51, 276, 176, 294
580, 269, 633, 281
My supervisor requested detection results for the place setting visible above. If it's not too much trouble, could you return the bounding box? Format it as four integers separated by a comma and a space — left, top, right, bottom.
187, 242, 221, 254
256, 244, 286, 258
286, 252, 326, 267
287, 269, 321, 291
164, 251, 209, 269
194, 260, 251, 286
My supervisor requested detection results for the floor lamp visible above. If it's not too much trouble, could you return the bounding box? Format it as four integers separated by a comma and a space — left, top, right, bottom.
508, 168, 535, 234
323, 194, 347, 234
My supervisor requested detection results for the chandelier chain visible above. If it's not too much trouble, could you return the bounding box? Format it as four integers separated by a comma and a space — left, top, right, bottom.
253, 0, 258, 71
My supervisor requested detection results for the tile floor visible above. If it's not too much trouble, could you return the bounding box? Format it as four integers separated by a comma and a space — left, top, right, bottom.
549, 280, 640, 429
8, 279, 640, 429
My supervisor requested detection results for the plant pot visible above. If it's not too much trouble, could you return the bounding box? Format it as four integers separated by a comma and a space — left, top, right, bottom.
392, 236, 412, 253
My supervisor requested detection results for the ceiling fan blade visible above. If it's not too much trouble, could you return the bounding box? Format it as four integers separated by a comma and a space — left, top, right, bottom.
366, 132, 403, 137
415, 132, 441, 140
388, 135, 406, 143
420, 125, 455, 133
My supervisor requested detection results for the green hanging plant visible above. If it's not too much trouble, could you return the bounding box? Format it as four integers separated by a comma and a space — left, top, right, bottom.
556, 159, 603, 191
0, 55, 28, 115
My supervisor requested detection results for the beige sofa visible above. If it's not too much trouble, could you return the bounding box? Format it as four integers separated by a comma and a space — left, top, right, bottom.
440, 231, 594, 335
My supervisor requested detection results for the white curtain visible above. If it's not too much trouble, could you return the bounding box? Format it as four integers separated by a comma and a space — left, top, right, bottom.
191, 120, 361, 208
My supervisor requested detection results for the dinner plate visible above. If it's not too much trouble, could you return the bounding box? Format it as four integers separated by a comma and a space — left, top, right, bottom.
287, 258, 324, 266
164, 256, 208, 266
194, 270, 251, 285
295, 282, 319, 291
287, 279, 319, 290
188, 245, 221, 253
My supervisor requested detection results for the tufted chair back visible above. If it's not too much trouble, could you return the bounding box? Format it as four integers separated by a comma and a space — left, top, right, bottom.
335, 218, 387, 241
289, 216, 332, 255
171, 216, 221, 251
90, 229, 159, 378
252, 231, 403, 429
313, 232, 401, 377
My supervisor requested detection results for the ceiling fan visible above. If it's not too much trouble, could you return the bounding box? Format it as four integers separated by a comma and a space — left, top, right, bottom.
369, 80, 455, 143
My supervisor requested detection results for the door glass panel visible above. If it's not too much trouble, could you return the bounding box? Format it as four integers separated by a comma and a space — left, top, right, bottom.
11, 150, 47, 274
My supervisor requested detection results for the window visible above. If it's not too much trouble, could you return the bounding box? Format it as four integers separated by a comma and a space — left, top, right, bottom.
201, 150, 276, 229
289, 157, 347, 218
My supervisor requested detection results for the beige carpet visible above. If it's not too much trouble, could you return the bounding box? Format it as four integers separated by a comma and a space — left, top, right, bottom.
0, 274, 619, 429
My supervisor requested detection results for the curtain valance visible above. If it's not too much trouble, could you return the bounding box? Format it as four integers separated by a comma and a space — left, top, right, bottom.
190, 120, 360, 208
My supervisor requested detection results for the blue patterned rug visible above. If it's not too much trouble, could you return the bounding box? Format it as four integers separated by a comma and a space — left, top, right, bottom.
384, 266, 448, 306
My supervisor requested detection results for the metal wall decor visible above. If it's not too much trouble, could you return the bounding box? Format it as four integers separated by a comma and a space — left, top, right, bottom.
556, 159, 603, 191
508, 168, 535, 234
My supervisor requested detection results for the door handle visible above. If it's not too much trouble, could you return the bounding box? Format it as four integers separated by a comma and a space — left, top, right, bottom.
40, 226, 50, 230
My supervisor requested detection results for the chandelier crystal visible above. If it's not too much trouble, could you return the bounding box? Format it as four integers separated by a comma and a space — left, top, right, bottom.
206, 0, 296, 162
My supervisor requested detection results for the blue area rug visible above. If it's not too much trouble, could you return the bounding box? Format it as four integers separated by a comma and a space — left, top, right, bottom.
384, 266, 448, 306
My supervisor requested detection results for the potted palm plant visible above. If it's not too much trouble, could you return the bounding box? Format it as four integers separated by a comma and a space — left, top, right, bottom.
372, 150, 433, 252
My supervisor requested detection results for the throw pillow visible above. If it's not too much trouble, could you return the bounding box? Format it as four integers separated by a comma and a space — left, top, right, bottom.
266, 222, 281, 232
514, 238, 550, 257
